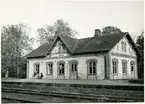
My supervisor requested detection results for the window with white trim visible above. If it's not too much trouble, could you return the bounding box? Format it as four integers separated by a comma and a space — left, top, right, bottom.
117, 45, 119, 50
34, 63, 40, 74
87, 60, 97, 74
122, 60, 127, 74
121, 41, 126, 52
130, 61, 135, 72
71, 62, 77, 72
47, 62, 53, 75
58, 42, 62, 53
112, 59, 118, 74
58, 62, 65, 75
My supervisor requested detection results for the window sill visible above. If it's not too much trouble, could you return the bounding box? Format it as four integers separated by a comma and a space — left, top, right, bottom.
58, 74, 65, 76
88, 74, 96, 75
123, 73, 127, 75
113, 73, 118, 75
47, 74, 53, 75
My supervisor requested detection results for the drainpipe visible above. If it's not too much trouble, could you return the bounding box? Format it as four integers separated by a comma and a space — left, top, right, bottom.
27, 61, 29, 79
101, 50, 107, 80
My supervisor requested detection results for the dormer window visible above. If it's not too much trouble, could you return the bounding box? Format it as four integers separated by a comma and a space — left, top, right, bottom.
121, 41, 126, 52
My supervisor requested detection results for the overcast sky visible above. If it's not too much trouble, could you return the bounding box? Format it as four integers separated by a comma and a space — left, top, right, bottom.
0, 0, 144, 47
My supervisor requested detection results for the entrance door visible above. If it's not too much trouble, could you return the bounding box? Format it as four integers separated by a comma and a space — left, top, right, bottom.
70, 62, 78, 79
131, 62, 135, 79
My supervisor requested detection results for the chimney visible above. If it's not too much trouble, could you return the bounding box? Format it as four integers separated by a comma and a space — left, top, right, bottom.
94, 29, 101, 37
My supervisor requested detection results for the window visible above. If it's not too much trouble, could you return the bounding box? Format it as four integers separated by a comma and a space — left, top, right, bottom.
58, 42, 66, 53
112, 59, 118, 74
58, 43, 61, 53
72, 63, 77, 72
130, 61, 135, 71
122, 60, 127, 74
87, 59, 97, 74
129, 48, 133, 55
34, 63, 40, 74
121, 41, 126, 52
62, 44, 66, 53
70, 61, 78, 72
58, 61, 65, 75
46, 62, 53, 75
117, 45, 119, 50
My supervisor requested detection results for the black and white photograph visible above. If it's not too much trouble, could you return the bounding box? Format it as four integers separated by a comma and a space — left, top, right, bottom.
1, 0, 144, 103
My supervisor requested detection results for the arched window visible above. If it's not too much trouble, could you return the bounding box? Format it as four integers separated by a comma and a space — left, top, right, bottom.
58, 61, 65, 75
69, 60, 78, 72
46, 62, 53, 75
86, 59, 97, 75
58, 42, 61, 53
122, 60, 127, 74
121, 41, 126, 52
130, 61, 135, 72
34, 62, 40, 74
112, 59, 118, 74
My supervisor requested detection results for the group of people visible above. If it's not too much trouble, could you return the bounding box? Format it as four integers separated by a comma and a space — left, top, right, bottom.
33, 72, 43, 79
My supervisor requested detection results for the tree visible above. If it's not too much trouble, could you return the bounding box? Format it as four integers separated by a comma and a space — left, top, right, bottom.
136, 29, 144, 55
136, 29, 144, 79
101, 26, 122, 36
1, 23, 34, 78
37, 19, 78, 45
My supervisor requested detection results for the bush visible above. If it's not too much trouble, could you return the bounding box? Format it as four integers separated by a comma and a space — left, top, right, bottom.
129, 79, 144, 84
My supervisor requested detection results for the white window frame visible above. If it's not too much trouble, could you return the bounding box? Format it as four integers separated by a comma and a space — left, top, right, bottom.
58, 61, 65, 75
46, 62, 53, 75
112, 59, 118, 74
122, 60, 127, 74
87, 59, 97, 75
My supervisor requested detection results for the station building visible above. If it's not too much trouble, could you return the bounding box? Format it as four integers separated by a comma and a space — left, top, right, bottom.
26, 29, 141, 80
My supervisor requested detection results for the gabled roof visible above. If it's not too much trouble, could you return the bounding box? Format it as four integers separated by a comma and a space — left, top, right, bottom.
73, 34, 125, 54
25, 42, 53, 58
26, 32, 141, 59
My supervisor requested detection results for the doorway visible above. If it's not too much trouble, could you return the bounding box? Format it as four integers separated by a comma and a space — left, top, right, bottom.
70, 61, 78, 79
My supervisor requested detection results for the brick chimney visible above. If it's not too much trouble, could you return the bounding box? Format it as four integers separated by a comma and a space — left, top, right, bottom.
94, 29, 101, 37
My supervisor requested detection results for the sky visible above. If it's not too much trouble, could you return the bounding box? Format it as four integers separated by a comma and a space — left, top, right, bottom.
0, 0, 144, 48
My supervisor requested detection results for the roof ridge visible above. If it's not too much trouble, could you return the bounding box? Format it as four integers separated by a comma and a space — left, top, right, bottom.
78, 36, 94, 40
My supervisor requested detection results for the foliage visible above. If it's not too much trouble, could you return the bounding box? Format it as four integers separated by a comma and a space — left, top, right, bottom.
101, 26, 122, 35
136, 29, 144, 79
37, 19, 78, 45
136, 29, 144, 56
1, 23, 34, 77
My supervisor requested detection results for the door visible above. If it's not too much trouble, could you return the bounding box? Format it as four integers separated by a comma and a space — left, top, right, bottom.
70, 62, 78, 79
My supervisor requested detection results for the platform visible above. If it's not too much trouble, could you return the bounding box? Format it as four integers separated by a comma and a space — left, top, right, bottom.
2, 78, 144, 86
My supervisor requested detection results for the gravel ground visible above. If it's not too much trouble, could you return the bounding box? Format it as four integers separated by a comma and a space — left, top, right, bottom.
2, 92, 99, 103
